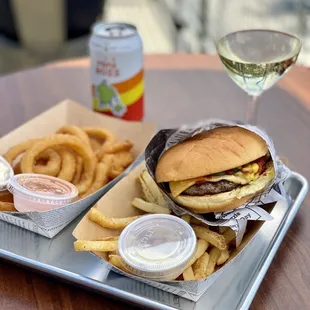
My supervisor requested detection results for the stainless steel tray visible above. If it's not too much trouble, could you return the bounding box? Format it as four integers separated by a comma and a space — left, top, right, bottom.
0, 172, 308, 310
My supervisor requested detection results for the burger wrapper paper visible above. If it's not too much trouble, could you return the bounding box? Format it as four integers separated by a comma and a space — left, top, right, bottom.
144, 119, 291, 246
73, 161, 279, 302
0, 99, 156, 238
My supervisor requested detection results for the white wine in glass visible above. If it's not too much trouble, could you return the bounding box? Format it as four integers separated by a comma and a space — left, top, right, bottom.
216, 29, 302, 124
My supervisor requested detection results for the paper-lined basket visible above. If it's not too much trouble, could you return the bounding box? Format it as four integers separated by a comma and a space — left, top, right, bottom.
73, 161, 279, 301
0, 99, 156, 238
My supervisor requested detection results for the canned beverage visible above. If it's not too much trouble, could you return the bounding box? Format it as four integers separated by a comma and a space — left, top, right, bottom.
89, 22, 144, 121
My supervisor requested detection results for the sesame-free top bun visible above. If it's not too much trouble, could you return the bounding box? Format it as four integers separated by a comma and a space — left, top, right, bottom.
155, 126, 268, 183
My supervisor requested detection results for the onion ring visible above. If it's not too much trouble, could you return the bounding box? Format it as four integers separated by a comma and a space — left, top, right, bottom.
83, 127, 116, 143
3, 140, 62, 176
32, 149, 62, 176
108, 168, 123, 179
0, 190, 13, 203
72, 156, 83, 185
102, 140, 133, 155
89, 138, 102, 153
80, 162, 110, 198
57, 125, 91, 147
101, 152, 133, 179
3, 139, 61, 176
13, 162, 22, 174
0, 201, 16, 212
96, 140, 133, 161
3, 139, 39, 164
55, 147, 76, 182
83, 127, 116, 160
20, 134, 96, 194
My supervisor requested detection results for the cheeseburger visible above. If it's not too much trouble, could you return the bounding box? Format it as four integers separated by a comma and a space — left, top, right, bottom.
155, 126, 275, 213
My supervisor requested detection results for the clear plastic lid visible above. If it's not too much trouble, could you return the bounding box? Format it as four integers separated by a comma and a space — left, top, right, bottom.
0, 156, 14, 191
8, 174, 78, 205
118, 214, 197, 281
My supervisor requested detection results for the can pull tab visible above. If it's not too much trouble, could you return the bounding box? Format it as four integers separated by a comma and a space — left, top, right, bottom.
103, 23, 137, 38
106, 25, 126, 37
107, 25, 133, 37
92, 22, 137, 38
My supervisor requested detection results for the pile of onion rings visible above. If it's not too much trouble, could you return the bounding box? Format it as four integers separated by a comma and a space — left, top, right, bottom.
1, 125, 134, 212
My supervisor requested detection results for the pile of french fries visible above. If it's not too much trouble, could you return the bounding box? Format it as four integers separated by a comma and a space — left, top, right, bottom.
74, 169, 237, 281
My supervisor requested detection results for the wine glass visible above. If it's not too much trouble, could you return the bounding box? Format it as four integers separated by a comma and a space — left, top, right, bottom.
216, 29, 302, 125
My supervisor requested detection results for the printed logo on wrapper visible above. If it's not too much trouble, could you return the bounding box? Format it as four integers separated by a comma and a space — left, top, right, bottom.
145, 119, 291, 246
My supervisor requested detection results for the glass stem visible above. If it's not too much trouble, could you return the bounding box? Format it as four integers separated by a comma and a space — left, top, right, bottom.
247, 95, 259, 125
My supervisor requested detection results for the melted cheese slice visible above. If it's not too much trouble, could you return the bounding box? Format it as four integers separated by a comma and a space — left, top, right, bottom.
169, 173, 259, 197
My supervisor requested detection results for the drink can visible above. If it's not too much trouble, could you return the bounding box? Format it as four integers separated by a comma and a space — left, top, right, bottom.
89, 22, 144, 121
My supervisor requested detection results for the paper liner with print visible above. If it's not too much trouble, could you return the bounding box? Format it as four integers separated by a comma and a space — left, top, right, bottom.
0, 99, 156, 238
145, 119, 291, 245
73, 161, 279, 302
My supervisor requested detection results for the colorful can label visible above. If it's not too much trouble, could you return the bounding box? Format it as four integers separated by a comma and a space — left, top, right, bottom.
89, 22, 144, 120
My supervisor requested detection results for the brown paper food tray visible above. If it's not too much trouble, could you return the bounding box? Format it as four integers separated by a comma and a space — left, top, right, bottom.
73, 162, 277, 301
0, 99, 156, 158
0, 99, 156, 238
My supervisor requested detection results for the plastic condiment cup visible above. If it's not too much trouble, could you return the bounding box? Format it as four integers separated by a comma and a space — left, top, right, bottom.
8, 174, 78, 212
0, 156, 14, 191
118, 214, 197, 281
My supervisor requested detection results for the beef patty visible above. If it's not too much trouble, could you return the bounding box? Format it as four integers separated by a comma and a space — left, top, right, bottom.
183, 180, 239, 196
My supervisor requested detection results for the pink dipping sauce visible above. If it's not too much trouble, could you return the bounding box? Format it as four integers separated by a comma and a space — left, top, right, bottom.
8, 174, 78, 212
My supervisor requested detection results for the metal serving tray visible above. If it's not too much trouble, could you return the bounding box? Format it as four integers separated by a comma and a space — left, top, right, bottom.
0, 172, 308, 310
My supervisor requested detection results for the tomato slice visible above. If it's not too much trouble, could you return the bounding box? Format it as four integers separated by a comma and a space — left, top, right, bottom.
195, 179, 206, 185
256, 155, 268, 174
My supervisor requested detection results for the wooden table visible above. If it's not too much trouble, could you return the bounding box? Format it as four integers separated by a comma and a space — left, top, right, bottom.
0, 55, 310, 310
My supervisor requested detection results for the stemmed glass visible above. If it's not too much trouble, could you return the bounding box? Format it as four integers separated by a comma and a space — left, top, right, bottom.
216, 30, 302, 125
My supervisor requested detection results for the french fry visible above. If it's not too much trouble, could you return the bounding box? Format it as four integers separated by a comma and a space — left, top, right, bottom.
183, 266, 195, 281
219, 226, 229, 234
223, 228, 236, 245
140, 169, 167, 207
132, 198, 171, 214
206, 247, 221, 276
108, 254, 128, 272
96, 236, 119, 241
74, 240, 118, 252
193, 252, 210, 280
89, 208, 142, 230
187, 239, 209, 267
181, 215, 191, 224
190, 217, 207, 227
138, 174, 157, 203
192, 225, 227, 250
217, 249, 230, 265
183, 239, 209, 279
